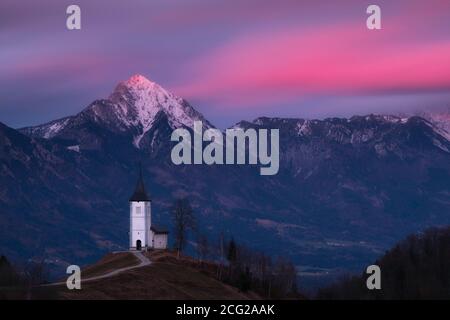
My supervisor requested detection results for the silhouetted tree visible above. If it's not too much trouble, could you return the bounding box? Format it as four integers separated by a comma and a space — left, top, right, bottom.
238, 266, 252, 292
171, 198, 196, 258
25, 260, 48, 286
227, 238, 237, 264
215, 231, 226, 280
0, 255, 19, 286
317, 226, 450, 300
196, 233, 210, 265
213, 237, 299, 299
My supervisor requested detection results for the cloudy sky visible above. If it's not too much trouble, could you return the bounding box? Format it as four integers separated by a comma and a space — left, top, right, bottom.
1, 0, 450, 128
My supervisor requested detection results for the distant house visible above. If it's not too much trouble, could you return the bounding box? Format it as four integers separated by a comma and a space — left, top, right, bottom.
129, 168, 168, 251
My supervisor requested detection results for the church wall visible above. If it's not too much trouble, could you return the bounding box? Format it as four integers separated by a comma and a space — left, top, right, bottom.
145, 202, 153, 246
130, 201, 150, 248
153, 233, 168, 249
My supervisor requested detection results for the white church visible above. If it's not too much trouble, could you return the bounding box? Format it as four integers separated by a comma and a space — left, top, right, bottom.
129, 168, 168, 251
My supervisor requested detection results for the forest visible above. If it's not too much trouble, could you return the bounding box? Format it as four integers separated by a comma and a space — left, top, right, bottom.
317, 226, 450, 299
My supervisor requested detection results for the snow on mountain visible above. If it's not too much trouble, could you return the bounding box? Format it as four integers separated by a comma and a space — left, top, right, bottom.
296, 119, 312, 136
20, 74, 448, 153
20, 75, 213, 148
67, 145, 80, 153
106, 74, 213, 147
418, 108, 450, 141
20, 116, 72, 139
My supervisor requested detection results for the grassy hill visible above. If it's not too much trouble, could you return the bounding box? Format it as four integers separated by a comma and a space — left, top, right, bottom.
54, 250, 260, 300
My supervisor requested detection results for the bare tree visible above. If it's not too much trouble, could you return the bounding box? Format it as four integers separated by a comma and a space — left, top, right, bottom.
26, 260, 48, 286
227, 238, 237, 265
196, 234, 210, 266
171, 198, 196, 258
23, 259, 49, 300
216, 231, 225, 280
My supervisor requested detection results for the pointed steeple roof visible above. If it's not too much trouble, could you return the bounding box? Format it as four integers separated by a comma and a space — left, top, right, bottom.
129, 164, 151, 202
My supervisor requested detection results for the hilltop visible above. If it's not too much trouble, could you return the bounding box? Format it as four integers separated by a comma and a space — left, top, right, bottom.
54, 250, 261, 300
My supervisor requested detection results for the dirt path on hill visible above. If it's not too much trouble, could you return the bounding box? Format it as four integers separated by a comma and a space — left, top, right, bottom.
43, 251, 151, 287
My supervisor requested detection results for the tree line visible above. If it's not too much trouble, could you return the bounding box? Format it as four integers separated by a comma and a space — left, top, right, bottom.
317, 226, 450, 299
0, 255, 51, 299
171, 198, 300, 299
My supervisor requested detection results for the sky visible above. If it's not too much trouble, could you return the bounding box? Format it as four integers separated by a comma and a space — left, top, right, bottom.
1, 0, 450, 129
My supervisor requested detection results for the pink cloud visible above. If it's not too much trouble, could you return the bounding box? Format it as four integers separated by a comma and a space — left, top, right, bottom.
2, 53, 124, 98
175, 14, 450, 109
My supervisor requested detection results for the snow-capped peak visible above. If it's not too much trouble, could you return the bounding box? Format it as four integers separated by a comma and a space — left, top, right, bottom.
124, 74, 157, 87
99, 74, 212, 147
19, 74, 213, 148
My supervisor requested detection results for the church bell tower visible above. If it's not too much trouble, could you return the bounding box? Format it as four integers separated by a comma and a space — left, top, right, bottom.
129, 166, 152, 250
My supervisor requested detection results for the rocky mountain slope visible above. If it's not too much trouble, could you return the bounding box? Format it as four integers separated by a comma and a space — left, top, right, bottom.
20, 75, 212, 153
418, 108, 450, 141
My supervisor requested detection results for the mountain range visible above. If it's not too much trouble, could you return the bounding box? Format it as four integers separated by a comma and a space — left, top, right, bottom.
1, 74, 450, 288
